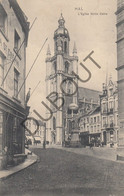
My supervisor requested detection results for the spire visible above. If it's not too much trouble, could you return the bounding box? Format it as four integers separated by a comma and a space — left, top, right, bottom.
58, 13, 65, 27
73, 42, 77, 55
46, 44, 51, 57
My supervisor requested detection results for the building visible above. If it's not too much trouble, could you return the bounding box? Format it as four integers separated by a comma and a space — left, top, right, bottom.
100, 78, 118, 147
25, 118, 45, 145
79, 77, 119, 147
79, 106, 101, 146
116, 0, 124, 156
0, 0, 29, 169
78, 87, 101, 115
45, 14, 78, 145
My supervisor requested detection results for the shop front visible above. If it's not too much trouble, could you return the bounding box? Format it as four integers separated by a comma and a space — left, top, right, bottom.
89, 133, 101, 147
0, 93, 27, 169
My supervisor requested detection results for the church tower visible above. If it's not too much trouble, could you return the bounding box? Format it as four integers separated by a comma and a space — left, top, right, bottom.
45, 14, 78, 145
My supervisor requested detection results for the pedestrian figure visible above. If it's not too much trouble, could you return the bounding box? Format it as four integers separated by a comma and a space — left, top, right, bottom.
90, 142, 93, 149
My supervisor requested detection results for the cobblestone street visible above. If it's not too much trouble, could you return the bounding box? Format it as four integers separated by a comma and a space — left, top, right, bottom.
0, 148, 124, 196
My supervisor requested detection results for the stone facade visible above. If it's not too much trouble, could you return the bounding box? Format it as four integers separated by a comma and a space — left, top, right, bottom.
116, 0, 124, 147
100, 78, 118, 147
45, 14, 78, 145
79, 77, 119, 147
0, 0, 29, 169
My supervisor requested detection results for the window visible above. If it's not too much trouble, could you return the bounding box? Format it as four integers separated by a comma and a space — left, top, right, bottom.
87, 117, 89, 123
97, 125, 100, 132
91, 117, 93, 124
87, 126, 89, 131
97, 116, 100, 123
65, 62, 69, 73
102, 102, 107, 112
64, 41, 67, 53
14, 69, 19, 98
103, 117, 107, 126
0, 4, 7, 35
109, 116, 113, 124
14, 30, 21, 55
109, 101, 113, 109
0, 54, 4, 86
91, 126, 93, 132
94, 117, 96, 123
94, 125, 96, 132
109, 88, 113, 96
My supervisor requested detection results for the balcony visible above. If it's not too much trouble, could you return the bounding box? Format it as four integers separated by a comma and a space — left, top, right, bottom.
103, 123, 115, 130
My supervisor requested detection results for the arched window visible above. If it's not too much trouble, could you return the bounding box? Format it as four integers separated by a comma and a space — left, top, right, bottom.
53, 117, 56, 130
65, 61, 69, 73
64, 41, 67, 53
61, 41, 63, 51
53, 62, 57, 73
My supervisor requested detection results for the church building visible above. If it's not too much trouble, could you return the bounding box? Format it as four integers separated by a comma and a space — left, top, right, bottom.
45, 14, 102, 146
45, 14, 78, 145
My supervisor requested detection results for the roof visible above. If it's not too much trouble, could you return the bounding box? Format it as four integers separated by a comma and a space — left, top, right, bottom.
89, 106, 101, 115
8, 0, 30, 45
78, 87, 101, 103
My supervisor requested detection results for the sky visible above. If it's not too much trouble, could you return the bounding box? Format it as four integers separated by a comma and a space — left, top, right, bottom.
18, 0, 117, 117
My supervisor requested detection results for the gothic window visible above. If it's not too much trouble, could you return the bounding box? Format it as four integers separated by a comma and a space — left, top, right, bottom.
53, 117, 56, 130
64, 41, 67, 53
61, 41, 63, 51
65, 61, 69, 73
53, 62, 57, 73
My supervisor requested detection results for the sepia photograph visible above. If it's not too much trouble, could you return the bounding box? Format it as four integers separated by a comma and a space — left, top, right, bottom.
0, 0, 124, 195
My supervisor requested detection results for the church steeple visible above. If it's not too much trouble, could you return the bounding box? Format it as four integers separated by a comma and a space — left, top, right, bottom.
54, 14, 70, 55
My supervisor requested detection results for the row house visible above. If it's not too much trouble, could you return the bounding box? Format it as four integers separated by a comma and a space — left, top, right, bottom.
25, 118, 45, 145
0, 0, 29, 169
100, 78, 119, 147
79, 77, 119, 147
79, 106, 101, 146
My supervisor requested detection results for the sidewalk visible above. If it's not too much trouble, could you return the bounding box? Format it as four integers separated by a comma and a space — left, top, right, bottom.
0, 149, 38, 180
